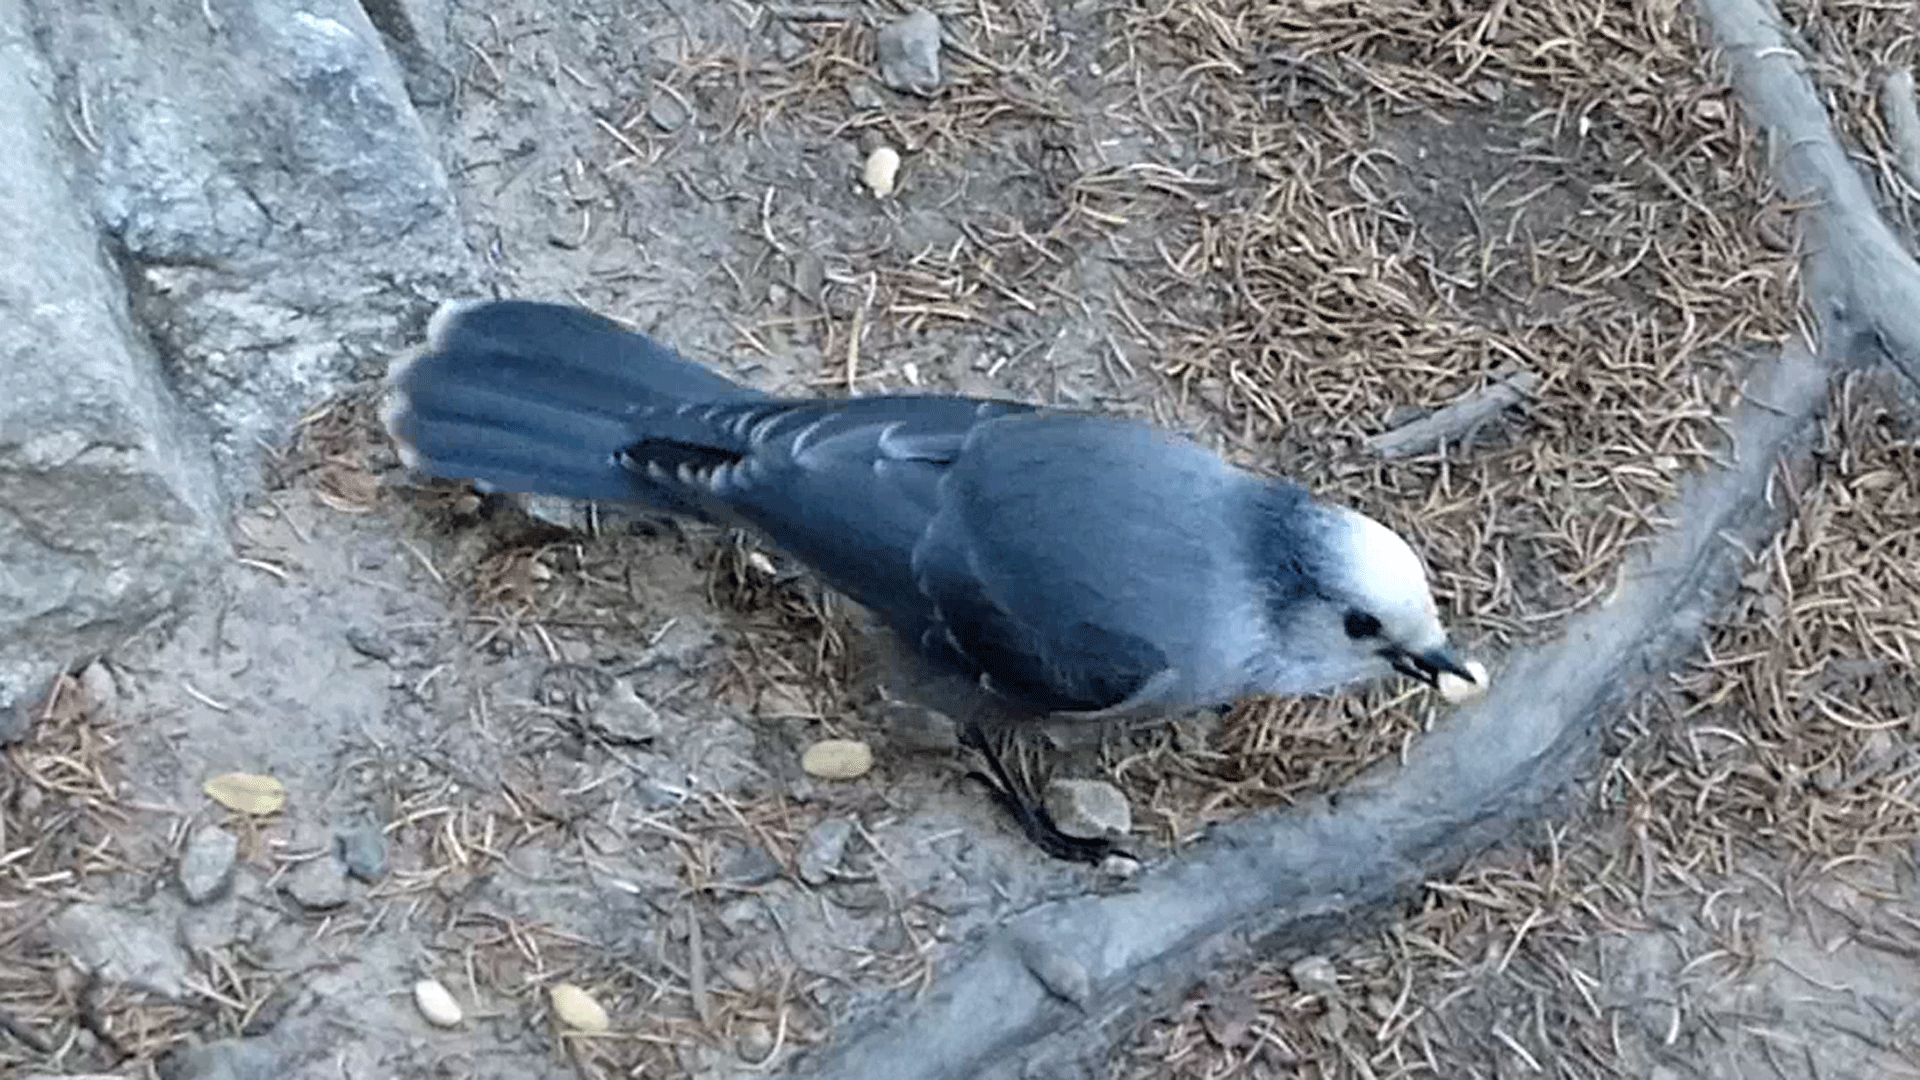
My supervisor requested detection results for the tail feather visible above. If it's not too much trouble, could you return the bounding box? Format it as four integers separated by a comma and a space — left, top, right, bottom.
385, 300, 763, 508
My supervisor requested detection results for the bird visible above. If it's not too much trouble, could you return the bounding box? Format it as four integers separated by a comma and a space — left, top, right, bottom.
382, 299, 1475, 860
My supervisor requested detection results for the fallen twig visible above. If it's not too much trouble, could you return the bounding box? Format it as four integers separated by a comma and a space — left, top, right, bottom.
1366, 369, 1542, 459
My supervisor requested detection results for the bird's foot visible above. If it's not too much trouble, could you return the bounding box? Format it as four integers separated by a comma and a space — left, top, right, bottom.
956, 722, 1130, 864
964, 769, 1124, 863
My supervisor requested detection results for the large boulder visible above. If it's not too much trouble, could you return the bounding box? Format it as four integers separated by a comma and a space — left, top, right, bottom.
0, 0, 226, 731
2, 0, 479, 734
36, 0, 475, 487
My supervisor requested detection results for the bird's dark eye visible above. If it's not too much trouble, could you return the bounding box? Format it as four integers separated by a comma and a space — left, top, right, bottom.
1344, 610, 1382, 639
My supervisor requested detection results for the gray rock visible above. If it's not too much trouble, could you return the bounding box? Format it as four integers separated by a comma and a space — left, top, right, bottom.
53, 902, 193, 997
34, 0, 475, 490
771, 23, 810, 63
180, 903, 246, 954
847, 79, 885, 111
344, 626, 395, 661
725, 844, 784, 888
882, 700, 959, 752
797, 817, 854, 886
877, 8, 942, 96
736, 1019, 777, 1061
647, 93, 690, 132
1042, 779, 1132, 840
1015, 937, 1090, 1008
282, 857, 350, 911
0, 682, 38, 745
333, 822, 389, 882
77, 660, 119, 715
178, 827, 240, 905
589, 677, 666, 744
0, 3, 228, 726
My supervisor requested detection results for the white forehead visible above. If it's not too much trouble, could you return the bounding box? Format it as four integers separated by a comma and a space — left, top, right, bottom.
1335, 508, 1439, 629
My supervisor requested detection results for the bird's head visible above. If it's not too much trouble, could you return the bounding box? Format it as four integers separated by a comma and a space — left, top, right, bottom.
1315, 506, 1472, 689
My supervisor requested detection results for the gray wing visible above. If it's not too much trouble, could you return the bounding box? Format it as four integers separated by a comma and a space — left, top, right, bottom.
627, 399, 1253, 719
617, 394, 1035, 638
911, 413, 1251, 717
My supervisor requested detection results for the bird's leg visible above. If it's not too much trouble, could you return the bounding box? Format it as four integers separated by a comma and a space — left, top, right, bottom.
956, 721, 1124, 864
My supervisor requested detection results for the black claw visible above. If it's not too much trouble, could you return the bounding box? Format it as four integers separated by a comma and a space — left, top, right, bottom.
957, 725, 1128, 864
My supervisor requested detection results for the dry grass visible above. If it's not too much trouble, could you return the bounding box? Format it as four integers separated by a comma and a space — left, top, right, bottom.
1116, 0, 1795, 629
0, 675, 189, 1071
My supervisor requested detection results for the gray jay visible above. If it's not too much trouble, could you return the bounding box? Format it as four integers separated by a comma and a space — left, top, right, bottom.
384, 300, 1473, 859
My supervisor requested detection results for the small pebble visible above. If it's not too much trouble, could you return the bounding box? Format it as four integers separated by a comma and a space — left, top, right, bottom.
282, 857, 349, 911
797, 817, 854, 885
1043, 778, 1131, 840
590, 677, 665, 744
846, 79, 884, 111
863, 146, 901, 198
550, 982, 610, 1033
334, 823, 390, 882
876, 7, 942, 95
78, 661, 118, 714
1437, 659, 1490, 704
0, 685, 34, 745
1289, 955, 1339, 996
801, 739, 874, 780
736, 1019, 776, 1060
344, 627, 395, 661
1016, 939, 1090, 1007
647, 93, 690, 132
725, 843, 784, 887
177, 826, 240, 905
413, 978, 463, 1027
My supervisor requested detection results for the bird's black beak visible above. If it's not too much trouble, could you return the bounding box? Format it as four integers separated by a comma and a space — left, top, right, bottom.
1384, 644, 1475, 687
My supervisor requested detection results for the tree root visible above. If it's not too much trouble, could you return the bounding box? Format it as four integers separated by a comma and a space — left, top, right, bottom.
1697, 0, 1920, 384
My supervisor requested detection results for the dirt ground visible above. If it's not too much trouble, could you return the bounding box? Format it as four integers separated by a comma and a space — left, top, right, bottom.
4, 1, 1919, 1078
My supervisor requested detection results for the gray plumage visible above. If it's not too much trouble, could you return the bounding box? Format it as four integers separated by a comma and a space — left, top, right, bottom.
384, 300, 1469, 850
